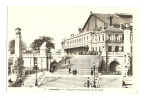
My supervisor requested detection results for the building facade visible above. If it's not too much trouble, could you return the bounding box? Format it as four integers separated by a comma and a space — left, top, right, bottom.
61, 12, 133, 74
62, 13, 133, 55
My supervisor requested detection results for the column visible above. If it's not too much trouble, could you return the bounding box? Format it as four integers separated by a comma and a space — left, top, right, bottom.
14, 27, 24, 78
123, 23, 131, 77
113, 35, 115, 42
120, 34, 122, 41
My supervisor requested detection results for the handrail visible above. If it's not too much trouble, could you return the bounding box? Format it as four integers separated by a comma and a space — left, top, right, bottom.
53, 56, 65, 72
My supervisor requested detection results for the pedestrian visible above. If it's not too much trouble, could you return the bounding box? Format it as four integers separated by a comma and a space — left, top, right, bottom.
73, 69, 74, 75
87, 77, 90, 87
91, 70, 93, 75
65, 58, 66, 64
69, 68, 71, 74
51, 67, 53, 73
75, 69, 77, 76
18, 77, 23, 86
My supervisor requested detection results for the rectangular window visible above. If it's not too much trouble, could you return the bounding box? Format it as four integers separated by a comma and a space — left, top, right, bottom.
99, 47, 101, 52
122, 46, 123, 52
115, 46, 119, 52
115, 34, 119, 41
108, 35, 111, 41
122, 34, 124, 41
108, 46, 112, 52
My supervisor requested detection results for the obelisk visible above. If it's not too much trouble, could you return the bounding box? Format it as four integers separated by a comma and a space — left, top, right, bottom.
14, 27, 25, 78
123, 23, 131, 77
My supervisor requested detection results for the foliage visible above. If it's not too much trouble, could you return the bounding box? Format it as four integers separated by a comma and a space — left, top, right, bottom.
30, 36, 55, 50
8, 39, 27, 54
8, 58, 13, 67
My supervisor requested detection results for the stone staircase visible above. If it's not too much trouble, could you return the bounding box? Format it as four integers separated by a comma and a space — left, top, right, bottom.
53, 55, 99, 75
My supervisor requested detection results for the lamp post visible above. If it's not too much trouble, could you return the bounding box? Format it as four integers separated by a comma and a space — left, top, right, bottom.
92, 63, 99, 88
84, 63, 99, 88
93, 63, 96, 88
41, 59, 43, 72
33, 50, 38, 86
47, 48, 51, 72
30, 59, 31, 74
35, 57, 38, 86
98, 52, 101, 67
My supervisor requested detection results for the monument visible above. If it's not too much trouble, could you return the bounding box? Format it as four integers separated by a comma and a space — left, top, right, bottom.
61, 39, 66, 56
123, 23, 132, 77
13, 27, 25, 78
40, 42, 51, 72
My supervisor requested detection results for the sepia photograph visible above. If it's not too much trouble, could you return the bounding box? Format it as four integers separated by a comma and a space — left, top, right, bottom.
7, 7, 138, 93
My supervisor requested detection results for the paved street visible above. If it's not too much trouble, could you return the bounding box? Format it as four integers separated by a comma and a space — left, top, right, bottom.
21, 72, 48, 87
39, 75, 122, 88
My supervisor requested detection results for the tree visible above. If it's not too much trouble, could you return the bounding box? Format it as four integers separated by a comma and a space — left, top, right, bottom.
8, 39, 27, 54
30, 36, 55, 50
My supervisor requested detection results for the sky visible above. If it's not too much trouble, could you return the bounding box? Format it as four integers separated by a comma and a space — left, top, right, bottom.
8, 7, 133, 50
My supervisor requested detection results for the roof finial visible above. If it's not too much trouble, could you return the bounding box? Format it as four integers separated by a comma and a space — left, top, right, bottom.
90, 11, 92, 14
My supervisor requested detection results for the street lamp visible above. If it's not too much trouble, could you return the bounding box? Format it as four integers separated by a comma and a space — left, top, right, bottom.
47, 49, 51, 72
41, 59, 43, 72
33, 50, 38, 86
34, 57, 38, 86
92, 63, 99, 88
30, 59, 31, 74
98, 52, 101, 67
93, 63, 96, 88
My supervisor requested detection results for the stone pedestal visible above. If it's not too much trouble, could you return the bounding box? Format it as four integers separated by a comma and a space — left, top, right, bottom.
123, 23, 131, 77
13, 27, 25, 79
40, 42, 51, 72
